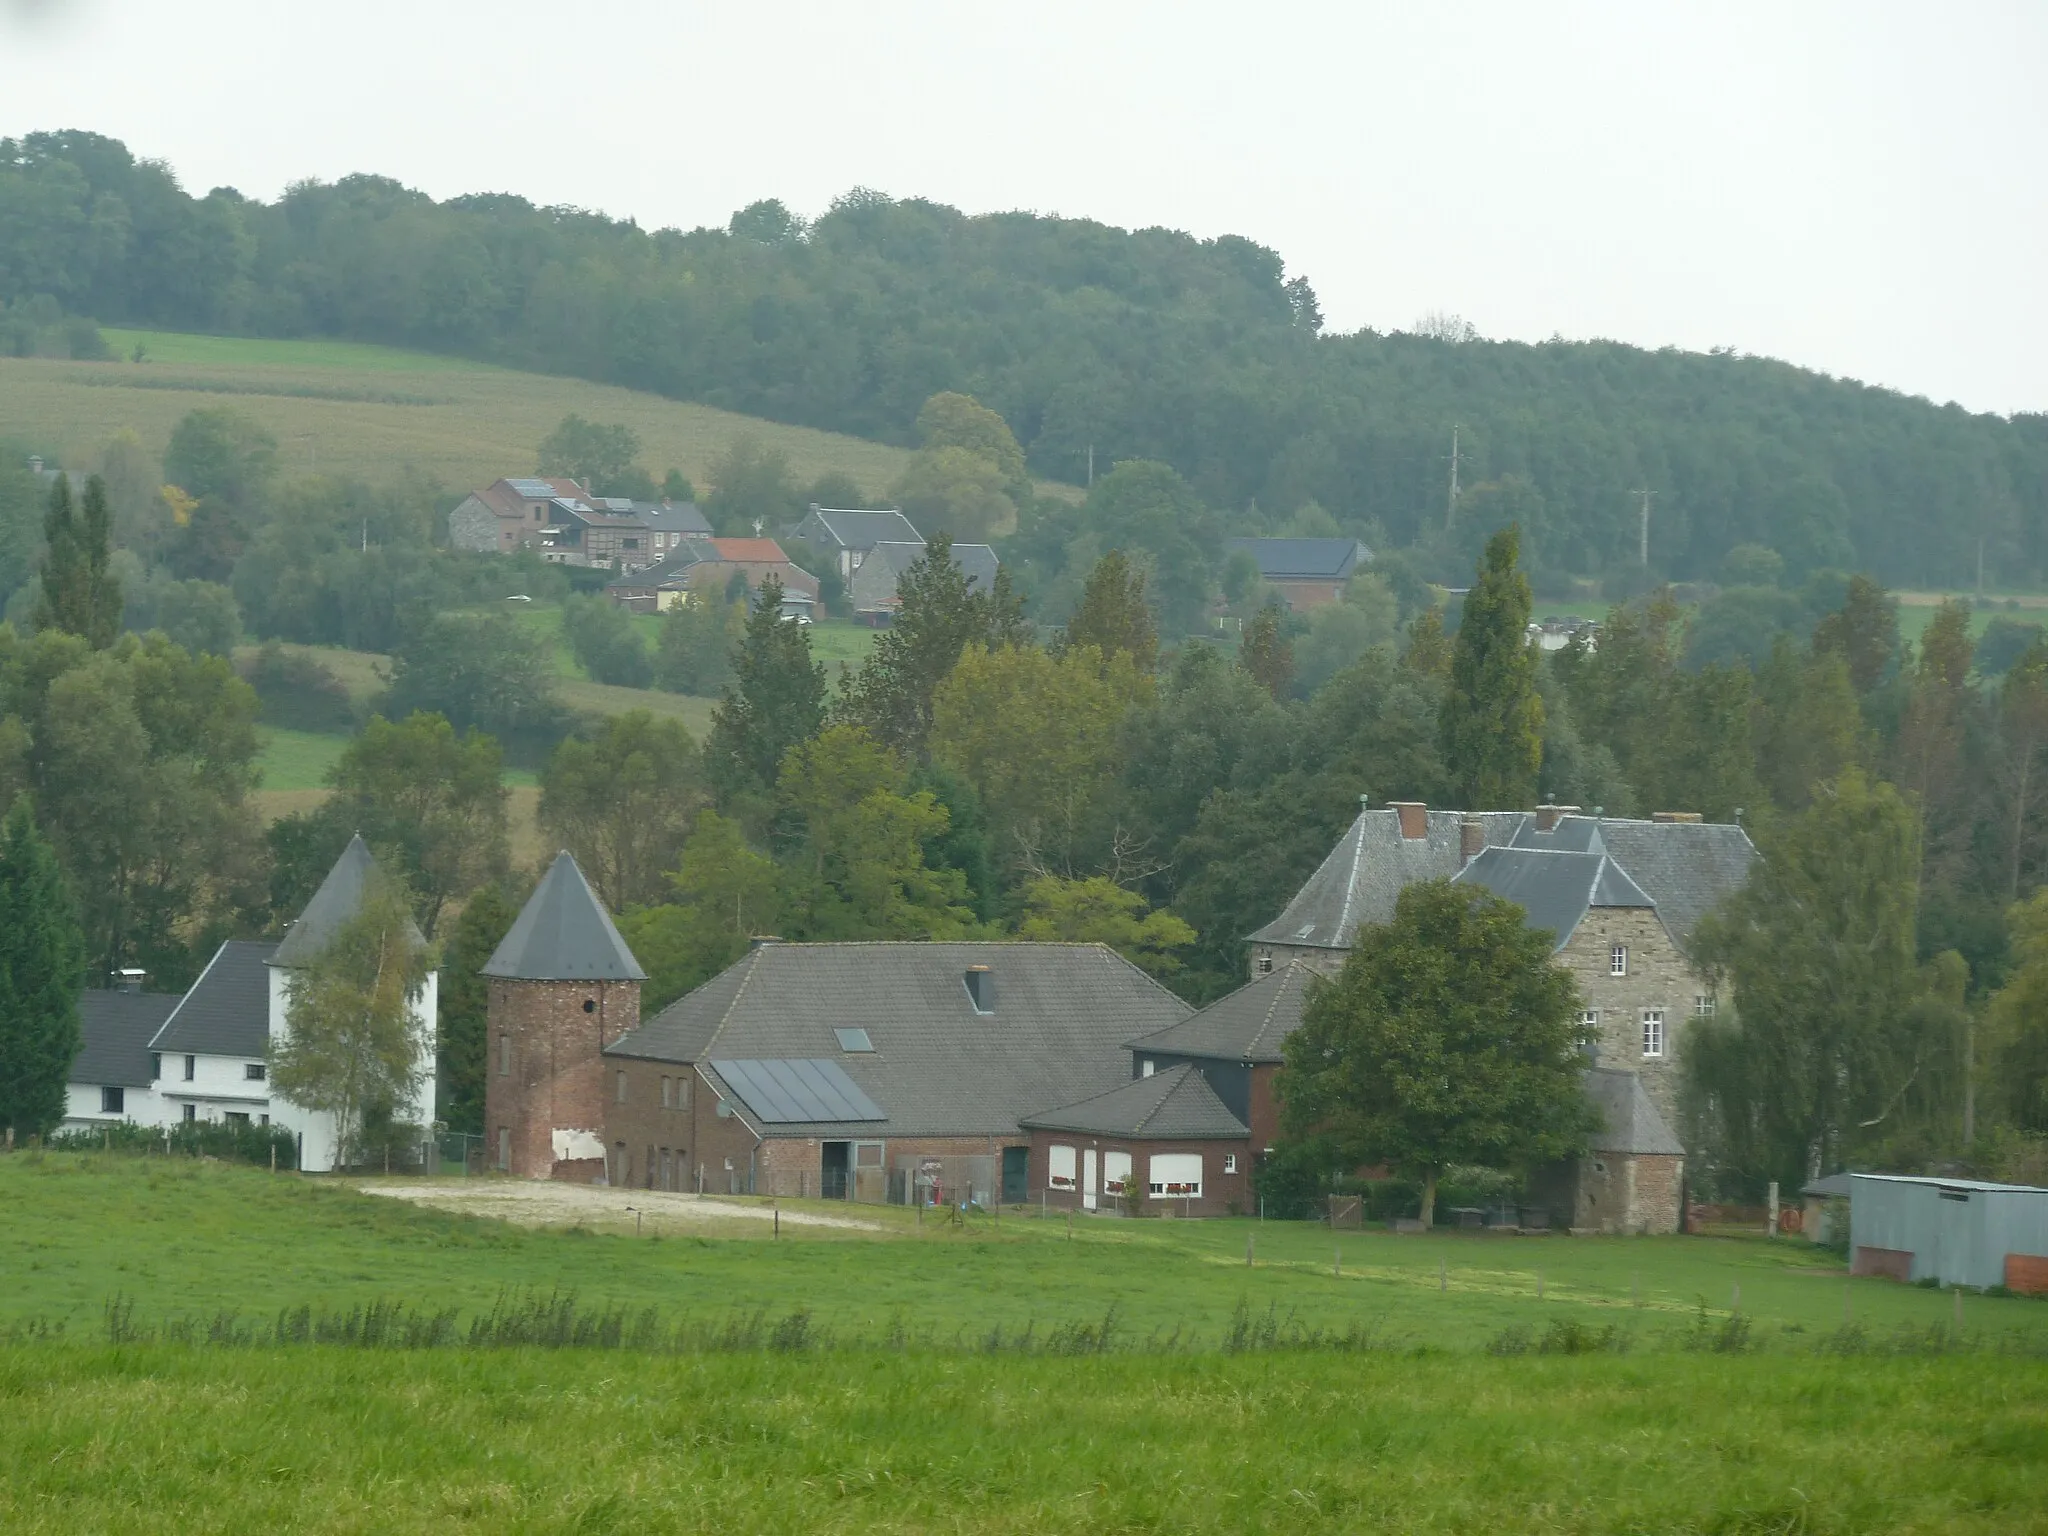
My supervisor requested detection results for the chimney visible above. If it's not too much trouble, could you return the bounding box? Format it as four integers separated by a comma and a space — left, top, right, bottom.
748, 935, 781, 950
1387, 801, 1428, 839
964, 964, 995, 1013
112, 967, 147, 995
1534, 803, 1581, 832
1651, 812, 1703, 824
1459, 819, 1484, 864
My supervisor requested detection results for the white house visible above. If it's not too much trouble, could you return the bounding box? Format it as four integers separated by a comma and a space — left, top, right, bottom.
65, 835, 438, 1170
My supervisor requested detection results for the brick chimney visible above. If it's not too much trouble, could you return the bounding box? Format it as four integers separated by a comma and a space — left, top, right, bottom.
1459, 819, 1484, 864
1534, 803, 1581, 832
1651, 811, 1703, 824
1388, 801, 1428, 840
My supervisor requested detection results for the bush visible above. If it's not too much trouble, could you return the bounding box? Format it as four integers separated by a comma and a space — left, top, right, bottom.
561, 594, 653, 688
48, 1118, 300, 1168
239, 641, 358, 732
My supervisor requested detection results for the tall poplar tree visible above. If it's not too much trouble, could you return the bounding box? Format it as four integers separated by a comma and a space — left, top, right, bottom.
33, 473, 123, 649
1439, 525, 1543, 809
1066, 549, 1159, 670
0, 799, 87, 1141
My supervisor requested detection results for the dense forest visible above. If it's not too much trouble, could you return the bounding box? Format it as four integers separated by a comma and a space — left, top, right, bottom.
5, 129, 2045, 589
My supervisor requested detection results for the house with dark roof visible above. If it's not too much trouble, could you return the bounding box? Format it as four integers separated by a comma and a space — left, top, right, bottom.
1019, 1063, 1251, 1216
149, 939, 281, 1129
448, 477, 591, 555
63, 982, 180, 1128
792, 506, 924, 580
1224, 537, 1371, 611
596, 941, 1193, 1204
1125, 960, 1315, 1157
848, 539, 1001, 623
604, 537, 820, 614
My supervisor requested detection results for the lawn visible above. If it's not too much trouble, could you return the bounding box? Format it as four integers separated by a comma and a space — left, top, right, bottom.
4, 1154, 2047, 1534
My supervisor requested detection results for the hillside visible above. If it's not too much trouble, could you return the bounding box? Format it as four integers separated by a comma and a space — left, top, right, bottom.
0, 329, 915, 497
5, 128, 2045, 587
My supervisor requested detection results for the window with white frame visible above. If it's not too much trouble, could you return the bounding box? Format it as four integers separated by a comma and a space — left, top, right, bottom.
1223, 1153, 1238, 1174
1641, 1009, 1666, 1058
1579, 1008, 1600, 1030
1103, 1150, 1133, 1195
1140, 1059, 1155, 1077
1048, 1144, 1077, 1190
1148, 1152, 1203, 1199
661, 1074, 672, 1108
1694, 993, 1717, 1018
616, 1069, 628, 1104
1610, 944, 1628, 977
1256, 955, 1274, 975
497, 1035, 510, 1076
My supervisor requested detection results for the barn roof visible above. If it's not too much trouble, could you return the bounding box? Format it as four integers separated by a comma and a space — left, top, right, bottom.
1020, 1062, 1248, 1140
1126, 961, 1314, 1064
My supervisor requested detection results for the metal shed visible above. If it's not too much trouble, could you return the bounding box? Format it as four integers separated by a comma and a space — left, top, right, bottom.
1849, 1174, 2048, 1290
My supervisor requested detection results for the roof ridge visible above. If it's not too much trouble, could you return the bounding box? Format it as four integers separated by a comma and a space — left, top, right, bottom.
1128, 1065, 1189, 1134
698, 944, 765, 1059
1245, 965, 1297, 1057
1332, 811, 1372, 942
150, 938, 230, 1049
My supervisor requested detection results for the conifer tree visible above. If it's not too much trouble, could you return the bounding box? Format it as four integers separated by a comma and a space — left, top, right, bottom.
1239, 604, 1294, 699
1065, 549, 1158, 670
707, 576, 827, 796
839, 536, 995, 756
0, 799, 87, 1141
1439, 525, 1543, 809
33, 473, 122, 649
435, 882, 519, 1136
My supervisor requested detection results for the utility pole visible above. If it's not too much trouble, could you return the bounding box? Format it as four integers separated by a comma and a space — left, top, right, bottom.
1445, 426, 1462, 531
1086, 444, 1095, 489
1634, 486, 1654, 566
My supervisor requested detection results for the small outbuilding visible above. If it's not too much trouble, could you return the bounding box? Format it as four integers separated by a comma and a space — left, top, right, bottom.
1849, 1173, 2048, 1291
1799, 1171, 1854, 1244
1020, 1062, 1251, 1217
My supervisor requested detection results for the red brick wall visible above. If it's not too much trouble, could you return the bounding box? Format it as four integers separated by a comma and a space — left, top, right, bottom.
1246, 1064, 1284, 1153
1026, 1129, 1251, 1217
485, 978, 640, 1180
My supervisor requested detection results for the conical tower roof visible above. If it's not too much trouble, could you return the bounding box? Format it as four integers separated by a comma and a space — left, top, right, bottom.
271, 833, 424, 967
483, 850, 647, 982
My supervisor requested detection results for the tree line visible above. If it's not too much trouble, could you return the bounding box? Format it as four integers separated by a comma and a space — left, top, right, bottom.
5, 129, 2045, 589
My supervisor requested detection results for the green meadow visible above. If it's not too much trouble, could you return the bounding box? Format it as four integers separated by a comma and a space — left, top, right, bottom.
4, 1155, 2047, 1533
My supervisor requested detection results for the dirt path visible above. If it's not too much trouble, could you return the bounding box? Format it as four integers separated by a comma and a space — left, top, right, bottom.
355, 1179, 885, 1234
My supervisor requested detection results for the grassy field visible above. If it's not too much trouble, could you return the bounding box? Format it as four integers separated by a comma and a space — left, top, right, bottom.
6, 330, 914, 498
3, 1154, 2047, 1533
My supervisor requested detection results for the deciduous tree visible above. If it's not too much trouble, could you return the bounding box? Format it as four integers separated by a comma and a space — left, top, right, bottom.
541, 711, 704, 912
1016, 875, 1195, 978
1064, 549, 1158, 669
1238, 604, 1294, 699
1280, 878, 1592, 1225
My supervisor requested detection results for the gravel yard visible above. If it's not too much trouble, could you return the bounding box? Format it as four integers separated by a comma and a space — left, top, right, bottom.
355, 1179, 885, 1234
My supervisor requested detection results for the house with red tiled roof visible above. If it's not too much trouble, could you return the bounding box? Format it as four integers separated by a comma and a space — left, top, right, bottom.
605, 537, 820, 614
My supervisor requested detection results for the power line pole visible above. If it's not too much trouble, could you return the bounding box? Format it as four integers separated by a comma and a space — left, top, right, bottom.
1445, 426, 1462, 531
1634, 486, 1654, 566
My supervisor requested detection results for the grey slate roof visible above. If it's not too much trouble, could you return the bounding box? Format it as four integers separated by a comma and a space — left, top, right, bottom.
73, 989, 181, 1086
1252, 808, 1756, 954
1584, 1068, 1685, 1155
272, 834, 424, 968
1224, 537, 1369, 580
150, 940, 278, 1058
607, 941, 1192, 1137
798, 507, 922, 551
1021, 1062, 1249, 1140
1126, 961, 1315, 1064
484, 851, 648, 981
1452, 846, 1654, 951
1250, 808, 1528, 947
633, 501, 714, 537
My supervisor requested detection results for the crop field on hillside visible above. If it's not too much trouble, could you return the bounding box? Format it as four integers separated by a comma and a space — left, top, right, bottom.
3, 1154, 2046, 1534
1, 330, 915, 496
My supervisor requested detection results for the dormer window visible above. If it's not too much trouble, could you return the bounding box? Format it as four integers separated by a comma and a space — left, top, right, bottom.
964, 965, 994, 1013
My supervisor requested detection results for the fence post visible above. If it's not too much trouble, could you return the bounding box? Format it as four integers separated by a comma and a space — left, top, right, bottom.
1767, 1180, 1779, 1238
1439, 1257, 1446, 1293
1952, 1286, 1962, 1336
1536, 1269, 1544, 1300
1246, 1232, 1254, 1268
1334, 1246, 1340, 1279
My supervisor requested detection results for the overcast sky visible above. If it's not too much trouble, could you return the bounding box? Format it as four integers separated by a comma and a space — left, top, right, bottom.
3, 1, 2042, 416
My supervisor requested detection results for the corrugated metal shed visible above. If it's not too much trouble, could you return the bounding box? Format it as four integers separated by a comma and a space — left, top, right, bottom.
1850, 1174, 2048, 1289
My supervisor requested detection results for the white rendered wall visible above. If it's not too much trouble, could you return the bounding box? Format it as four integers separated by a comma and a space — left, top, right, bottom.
62, 1083, 169, 1130
266, 964, 439, 1172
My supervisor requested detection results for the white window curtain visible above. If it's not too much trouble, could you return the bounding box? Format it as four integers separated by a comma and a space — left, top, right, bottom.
1104, 1150, 1133, 1194
1049, 1144, 1077, 1189
1148, 1152, 1203, 1198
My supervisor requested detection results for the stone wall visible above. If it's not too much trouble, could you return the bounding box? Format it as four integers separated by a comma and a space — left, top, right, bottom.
1533, 1151, 1685, 1234
485, 977, 640, 1180
1558, 908, 1704, 1132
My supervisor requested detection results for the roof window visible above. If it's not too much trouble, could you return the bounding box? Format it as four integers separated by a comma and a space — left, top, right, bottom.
834, 1027, 874, 1052
964, 965, 995, 1014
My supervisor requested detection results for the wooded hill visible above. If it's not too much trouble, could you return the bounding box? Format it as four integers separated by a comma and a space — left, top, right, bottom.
4, 128, 2044, 587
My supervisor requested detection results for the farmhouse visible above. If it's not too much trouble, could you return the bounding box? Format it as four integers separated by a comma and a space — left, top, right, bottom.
1126, 959, 1313, 1155
604, 538, 820, 614
791, 505, 923, 580
1020, 1063, 1251, 1217
849, 539, 1001, 623
1223, 536, 1371, 610
447, 476, 710, 565
60, 835, 437, 1171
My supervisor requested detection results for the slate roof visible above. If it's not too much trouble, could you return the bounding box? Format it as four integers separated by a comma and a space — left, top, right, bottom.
633, 501, 713, 537
150, 940, 278, 1058
1585, 1068, 1684, 1156
1252, 808, 1756, 954
1224, 537, 1369, 580
73, 989, 181, 1086
606, 941, 1193, 1137
483, 851, 648, 982
856, 540, 1000, 601
1126, 961, 1315, 1064
271, 835, 424, 968
1021, 1062, 1249, 1140
799, 507, 922, 550
1452, 846, 1654, 951
1250, 808, 1527, 948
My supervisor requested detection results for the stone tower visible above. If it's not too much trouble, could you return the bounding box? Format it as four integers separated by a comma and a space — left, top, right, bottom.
483, 850, 647, 1181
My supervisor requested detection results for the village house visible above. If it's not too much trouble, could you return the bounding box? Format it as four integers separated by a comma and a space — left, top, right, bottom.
61, 836, 437, 1171
1125, 959, 1314, 1157
791, 505, 923, 581
1020, 1063, 1252, 1217
1223, 536, 1371, 610
849, 539, 1001, 623
447, 476, 711, 568
603, 537, 820, 615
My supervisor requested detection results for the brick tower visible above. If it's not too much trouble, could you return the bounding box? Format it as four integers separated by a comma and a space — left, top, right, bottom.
483, 850, 647, 1180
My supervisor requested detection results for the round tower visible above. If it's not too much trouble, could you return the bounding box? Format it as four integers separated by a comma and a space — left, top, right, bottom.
482, 850, 647, 1180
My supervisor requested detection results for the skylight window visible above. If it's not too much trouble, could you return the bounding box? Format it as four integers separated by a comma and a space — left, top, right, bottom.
834, 1027, 875, 1053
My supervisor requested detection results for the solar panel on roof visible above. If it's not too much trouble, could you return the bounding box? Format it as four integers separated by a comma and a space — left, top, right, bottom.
711, 1058, 885, 1123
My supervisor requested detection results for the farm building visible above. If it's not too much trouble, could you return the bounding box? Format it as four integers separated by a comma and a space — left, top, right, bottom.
1222, 537, 1371, 610
1848, 1174, 2048, 1292
1020, 1063, 1251, 1217
849, 539, 1001, 622
791, 505, 923, 580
